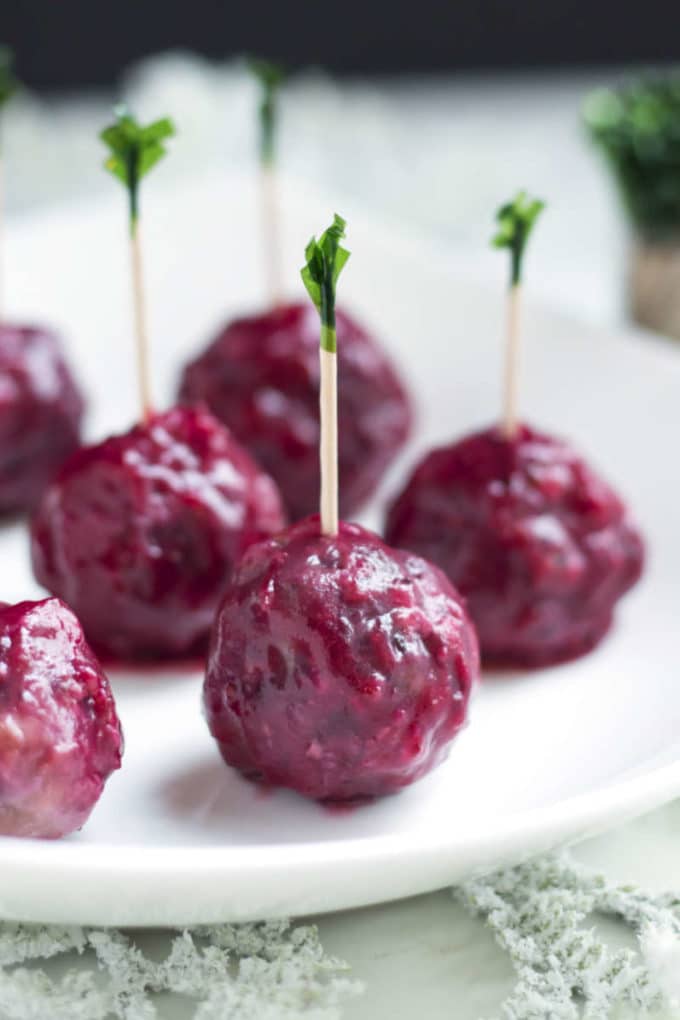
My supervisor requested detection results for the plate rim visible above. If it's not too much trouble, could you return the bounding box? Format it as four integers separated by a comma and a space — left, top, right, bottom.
1, 759, 678, 883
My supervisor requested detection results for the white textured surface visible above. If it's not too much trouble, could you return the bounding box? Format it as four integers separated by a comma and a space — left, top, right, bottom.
2, 58, 679, 1015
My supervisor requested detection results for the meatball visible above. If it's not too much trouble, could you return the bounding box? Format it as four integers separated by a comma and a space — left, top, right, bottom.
386, 424, 644, 667
0, 323, 83, 515
31, 405, 286, 661
0, 598, 122, 838
204, 516, 478, 800
179, 303, 412, 520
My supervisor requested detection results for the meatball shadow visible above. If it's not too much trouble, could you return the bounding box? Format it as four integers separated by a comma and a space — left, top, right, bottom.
480, 665, 532, 686
161, 756, 231, 821
157, 753, 277, 837
104, 656, 206, 687
0, 512, 25, 531
156, 752, 380, 844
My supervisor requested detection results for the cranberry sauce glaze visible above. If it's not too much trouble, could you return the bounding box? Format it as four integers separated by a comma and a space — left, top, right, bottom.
385, 424, 644, 668
204, 516, 479, 800
0, 323, 84, 515
179, 303, 413, 520
31, 405, 286, 661
0, 598, 122, 838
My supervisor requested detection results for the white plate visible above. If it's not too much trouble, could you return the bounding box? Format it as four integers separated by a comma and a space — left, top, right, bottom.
2, 171, 679, 926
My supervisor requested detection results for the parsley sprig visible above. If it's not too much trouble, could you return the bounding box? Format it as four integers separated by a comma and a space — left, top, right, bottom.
300, 214, 350, 352
100, 106, 175, 231
492, 191, 544, 287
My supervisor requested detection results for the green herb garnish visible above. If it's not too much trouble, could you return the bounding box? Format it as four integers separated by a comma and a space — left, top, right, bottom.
584, 76, 680, 240
491, 192, 545, 438
492, 191, 545, 287
99, 106, 175, 420
301, 214, 350, 353
301, 214, 350, 535
100, 106, 175, 232
250, 59, 285, 167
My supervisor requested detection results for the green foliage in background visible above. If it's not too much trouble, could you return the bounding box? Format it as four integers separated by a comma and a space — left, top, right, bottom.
584, 76, 680, 240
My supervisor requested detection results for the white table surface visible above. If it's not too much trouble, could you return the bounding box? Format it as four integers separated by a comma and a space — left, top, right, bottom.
4, 60, 679, 1017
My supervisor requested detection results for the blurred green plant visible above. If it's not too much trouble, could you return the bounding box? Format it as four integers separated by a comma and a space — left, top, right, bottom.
584, 76, 680, 241
250, 58, 285, 167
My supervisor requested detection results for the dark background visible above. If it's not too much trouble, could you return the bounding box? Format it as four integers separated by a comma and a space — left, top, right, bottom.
4, 0, 680, 91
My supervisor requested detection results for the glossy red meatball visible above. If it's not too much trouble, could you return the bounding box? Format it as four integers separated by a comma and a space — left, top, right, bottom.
204, 516, 478, 800
0, 323, 84, 515
386, 424, 644, 668
31, 405, 286, 661
179, 303, 412, 520
0, 598, 122, 838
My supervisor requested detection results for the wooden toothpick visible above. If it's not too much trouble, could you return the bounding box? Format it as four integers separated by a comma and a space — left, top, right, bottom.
100, 106, 175, 423
0, 47, 18, 323
492, 191, 545, 440
319, 344, 338, 534
130, 221, 152, 419
260, 163, 282, 307
301, 214, 350, 536
251, 60, 285, 308
502, 283, 521, 438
